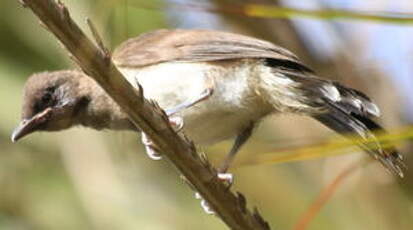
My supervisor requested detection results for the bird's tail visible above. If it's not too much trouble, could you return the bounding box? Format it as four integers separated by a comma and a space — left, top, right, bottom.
312, 91, 405, 177
264, 62, 405, 176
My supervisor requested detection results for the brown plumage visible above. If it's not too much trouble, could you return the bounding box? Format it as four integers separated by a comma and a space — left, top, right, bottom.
12, 29, 405, 177
113, 29, 301, 67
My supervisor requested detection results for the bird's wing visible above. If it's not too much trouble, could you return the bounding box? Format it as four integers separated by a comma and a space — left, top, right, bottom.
112, 29, 307, 69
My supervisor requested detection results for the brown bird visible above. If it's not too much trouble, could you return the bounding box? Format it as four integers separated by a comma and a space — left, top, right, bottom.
11, 29, 404, 177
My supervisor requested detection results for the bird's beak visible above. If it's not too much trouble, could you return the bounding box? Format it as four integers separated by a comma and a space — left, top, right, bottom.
11, 108, 53, 142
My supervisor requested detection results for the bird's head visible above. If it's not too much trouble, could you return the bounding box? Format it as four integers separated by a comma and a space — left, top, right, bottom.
11, 70, 90, 142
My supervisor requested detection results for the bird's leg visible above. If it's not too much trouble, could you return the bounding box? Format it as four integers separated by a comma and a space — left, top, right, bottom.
193, 125, 254, 215
217, 123, 255, 186
165, 88, 213, 116
141, 79, 214, 160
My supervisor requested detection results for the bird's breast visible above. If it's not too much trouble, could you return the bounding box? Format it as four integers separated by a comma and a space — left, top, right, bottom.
119, 60, 271, 145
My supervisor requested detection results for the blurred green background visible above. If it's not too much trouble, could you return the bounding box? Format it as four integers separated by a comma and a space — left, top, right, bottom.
1, 0, 413, 229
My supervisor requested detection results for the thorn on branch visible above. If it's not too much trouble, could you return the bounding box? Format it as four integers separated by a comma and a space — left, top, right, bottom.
253, 207, 271, 230
198, 150, 210, 166
189, 139, 197, 152
150, 100, 168, 120
236, 192, 247, 214
86, 18, 111, 64
57, 1, 70, 22
136, 81, 144, 100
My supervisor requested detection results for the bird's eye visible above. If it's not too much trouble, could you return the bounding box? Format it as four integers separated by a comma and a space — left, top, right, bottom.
41, 92, 52, 103
32, 87, 57, 115
41, 86, 56, 105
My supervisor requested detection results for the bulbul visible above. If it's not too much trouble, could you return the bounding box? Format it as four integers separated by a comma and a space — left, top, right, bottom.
11, 29, 404, 177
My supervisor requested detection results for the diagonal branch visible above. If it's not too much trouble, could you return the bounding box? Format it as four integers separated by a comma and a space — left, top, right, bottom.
17, 0, 272, 229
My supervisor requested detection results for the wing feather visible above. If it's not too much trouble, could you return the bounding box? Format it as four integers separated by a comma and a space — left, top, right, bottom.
113, 29, 304, 68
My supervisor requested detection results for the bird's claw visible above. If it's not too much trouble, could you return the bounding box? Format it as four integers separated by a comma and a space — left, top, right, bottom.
195, 192, 215, 215
217, 172, 234, 187
168, 116, 184, 131
193, 172, 233, 215
141, 132, 162, 160
141, 115, 184, 160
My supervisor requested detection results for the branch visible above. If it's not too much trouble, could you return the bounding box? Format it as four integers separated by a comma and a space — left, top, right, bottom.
18, 0, 272, 229
293, 162, 363, 230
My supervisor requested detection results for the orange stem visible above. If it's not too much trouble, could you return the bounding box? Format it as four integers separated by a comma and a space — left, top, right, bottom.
293, 162, 361, 230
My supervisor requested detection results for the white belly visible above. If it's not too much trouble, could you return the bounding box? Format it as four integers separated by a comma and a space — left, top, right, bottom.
119, 61, 270, 145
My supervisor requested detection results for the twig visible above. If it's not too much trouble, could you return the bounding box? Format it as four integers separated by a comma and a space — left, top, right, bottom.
17, 0, 272, 229
86, 18, 110, 59
293, 161, 364, 230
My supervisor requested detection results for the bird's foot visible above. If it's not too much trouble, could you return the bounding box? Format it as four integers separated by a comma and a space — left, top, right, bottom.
168, 116, 184, 132
141, 132, 162, 160
217, 172, 234, 188
195, 192, 215, 215
141, 115, 184, 160
193, 172, 233, 215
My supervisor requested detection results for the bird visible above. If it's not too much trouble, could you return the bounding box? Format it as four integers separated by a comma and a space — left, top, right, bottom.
11, 29, 405, 178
